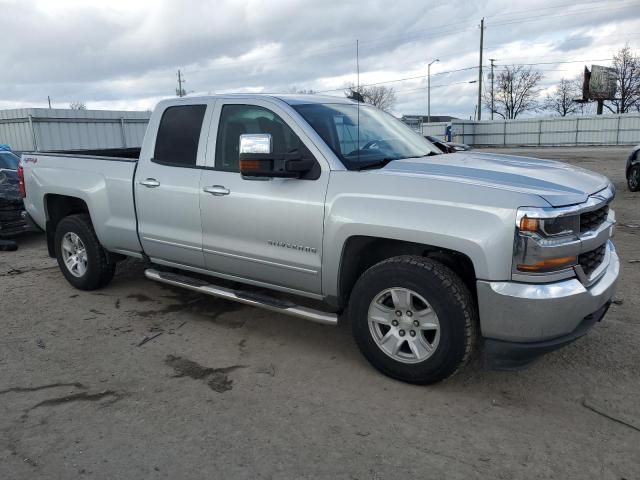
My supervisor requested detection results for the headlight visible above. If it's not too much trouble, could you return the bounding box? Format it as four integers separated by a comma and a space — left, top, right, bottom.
514, 209, 580, 275
518, 214, 580, 238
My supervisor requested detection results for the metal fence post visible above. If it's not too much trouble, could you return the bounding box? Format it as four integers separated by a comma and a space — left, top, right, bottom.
119, 117, 127, 148
538, 120, 542, 146
28, 114, 38, 151
575, 118, 580, 146
503, 120, 506, 146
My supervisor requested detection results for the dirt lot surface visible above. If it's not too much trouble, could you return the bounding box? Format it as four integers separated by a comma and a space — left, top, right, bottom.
1, 146, 639, 479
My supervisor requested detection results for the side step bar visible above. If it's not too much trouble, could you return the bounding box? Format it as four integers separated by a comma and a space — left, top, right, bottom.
144, 269, 338, 326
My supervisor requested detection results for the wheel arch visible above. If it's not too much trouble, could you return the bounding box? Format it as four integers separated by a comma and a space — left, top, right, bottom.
336, 235, 477, 310
44, 194, 91, 257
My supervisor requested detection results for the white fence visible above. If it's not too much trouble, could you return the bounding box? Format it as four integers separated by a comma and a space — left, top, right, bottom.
419, 113, 640, 147
0, 108, 150, 151
3, 108, 639, 152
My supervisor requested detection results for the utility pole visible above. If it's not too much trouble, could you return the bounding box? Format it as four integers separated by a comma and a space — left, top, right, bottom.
176, 70, 186, 97
427, 58, 439, 124
477, 17, 484, 121
47, 96, 52, 109
489, 58, 495, 120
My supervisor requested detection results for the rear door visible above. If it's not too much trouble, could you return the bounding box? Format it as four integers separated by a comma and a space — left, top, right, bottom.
135, 102, 213, 267
199, 99, 330, 295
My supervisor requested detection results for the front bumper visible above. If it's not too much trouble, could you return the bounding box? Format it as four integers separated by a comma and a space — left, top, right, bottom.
477, 242, 619, 367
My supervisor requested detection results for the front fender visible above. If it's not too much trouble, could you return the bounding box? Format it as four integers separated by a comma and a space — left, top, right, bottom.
321, 186, 520, 298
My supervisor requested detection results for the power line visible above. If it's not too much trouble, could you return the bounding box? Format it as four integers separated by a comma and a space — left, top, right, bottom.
171, 0, 632, 97
314, 66, 479, 93
495, 58, 612, 66
312, 56, 611, 95
394, 80, 479, 95
485, 0, 614, 19
184, 22, 479, 78
198, 0, 633, 74
488, 1, 638, 27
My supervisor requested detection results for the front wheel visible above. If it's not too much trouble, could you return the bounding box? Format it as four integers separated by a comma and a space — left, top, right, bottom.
349, 256, 477, 384
54, 214, 116, 290
628, 164, 640, 192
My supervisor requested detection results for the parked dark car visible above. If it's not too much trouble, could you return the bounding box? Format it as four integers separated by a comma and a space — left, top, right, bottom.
0, 150, 30, 237
626, 145, 640, 192
425, 135, 471, 154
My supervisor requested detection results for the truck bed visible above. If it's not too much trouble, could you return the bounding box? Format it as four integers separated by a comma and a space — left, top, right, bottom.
21, 151, 142, 256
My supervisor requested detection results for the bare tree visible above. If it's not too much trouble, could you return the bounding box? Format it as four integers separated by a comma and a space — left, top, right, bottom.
288, 86, 315, 94
604, 45, 640, 114
543, 78, 582, 116
483, 66, 543, 119
345, 84, 396, 112
69, 102, 87, 110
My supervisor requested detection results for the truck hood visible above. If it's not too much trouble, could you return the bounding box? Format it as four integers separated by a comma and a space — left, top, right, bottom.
380, 152, 609, 207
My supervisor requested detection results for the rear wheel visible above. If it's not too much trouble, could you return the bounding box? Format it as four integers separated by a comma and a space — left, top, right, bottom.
349, 255, 477, 384
628, 164, 640, 192
54, 214, 115, 290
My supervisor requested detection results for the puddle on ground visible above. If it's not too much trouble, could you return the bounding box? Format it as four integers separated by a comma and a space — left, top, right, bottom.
164, 355, 245, 393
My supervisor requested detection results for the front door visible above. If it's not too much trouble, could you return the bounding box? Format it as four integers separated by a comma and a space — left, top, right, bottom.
199, 100, 329, 295
135, 102, 211, 267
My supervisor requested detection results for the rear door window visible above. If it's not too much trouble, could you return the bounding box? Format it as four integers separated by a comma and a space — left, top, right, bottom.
153, 105, 207, 167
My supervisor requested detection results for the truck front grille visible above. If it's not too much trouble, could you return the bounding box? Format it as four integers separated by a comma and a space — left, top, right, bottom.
580, 205, 609, 233
578, 244, 606, 276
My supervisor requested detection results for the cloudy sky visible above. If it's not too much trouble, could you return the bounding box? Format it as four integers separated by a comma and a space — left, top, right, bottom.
1, 0, 639, 118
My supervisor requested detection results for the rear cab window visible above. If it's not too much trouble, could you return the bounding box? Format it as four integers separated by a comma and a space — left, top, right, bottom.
153, 105, 207, 167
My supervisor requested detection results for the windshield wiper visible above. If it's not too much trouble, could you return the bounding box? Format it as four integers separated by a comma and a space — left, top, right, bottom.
356, 158, 397, 171
356, 152, 441, 171
403, 151, 440, 159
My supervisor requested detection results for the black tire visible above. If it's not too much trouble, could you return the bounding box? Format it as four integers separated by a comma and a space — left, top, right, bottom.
54, 214, 116, 290
349, 255, 477, 384
628, 164, 640, 192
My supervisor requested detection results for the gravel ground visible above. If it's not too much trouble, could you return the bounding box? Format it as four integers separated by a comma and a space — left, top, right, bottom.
1, 146, 639, 479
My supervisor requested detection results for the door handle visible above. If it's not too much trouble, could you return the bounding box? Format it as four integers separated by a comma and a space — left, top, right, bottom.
140, 178, 160, 188
203, 185, 230, 196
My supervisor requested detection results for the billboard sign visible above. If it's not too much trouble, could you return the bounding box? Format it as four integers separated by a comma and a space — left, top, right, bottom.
589, 65, 617, 100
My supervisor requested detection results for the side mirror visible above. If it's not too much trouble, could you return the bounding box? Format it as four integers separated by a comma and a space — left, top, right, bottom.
238, 133, 314, 179
239, 133, 273, 155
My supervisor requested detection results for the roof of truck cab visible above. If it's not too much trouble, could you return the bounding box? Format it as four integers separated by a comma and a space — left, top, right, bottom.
272, 94, 357, 105
159, 93, 357, 107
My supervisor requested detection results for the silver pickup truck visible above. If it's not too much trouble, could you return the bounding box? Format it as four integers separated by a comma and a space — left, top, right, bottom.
20, 94, 619, 384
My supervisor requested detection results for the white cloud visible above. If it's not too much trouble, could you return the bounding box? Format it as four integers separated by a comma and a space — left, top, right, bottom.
1, 0, 639, 117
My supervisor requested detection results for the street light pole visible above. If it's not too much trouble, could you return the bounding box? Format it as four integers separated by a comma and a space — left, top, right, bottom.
427, 58, 439, 124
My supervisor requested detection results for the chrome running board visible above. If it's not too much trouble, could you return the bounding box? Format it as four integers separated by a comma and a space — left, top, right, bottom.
144, 269, 337, 326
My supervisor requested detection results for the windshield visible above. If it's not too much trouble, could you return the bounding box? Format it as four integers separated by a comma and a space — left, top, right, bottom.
0, 151, 19, 170
292, 103, 441, 170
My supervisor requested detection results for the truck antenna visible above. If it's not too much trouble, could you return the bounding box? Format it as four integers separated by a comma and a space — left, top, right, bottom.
356, 39, 360, 163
